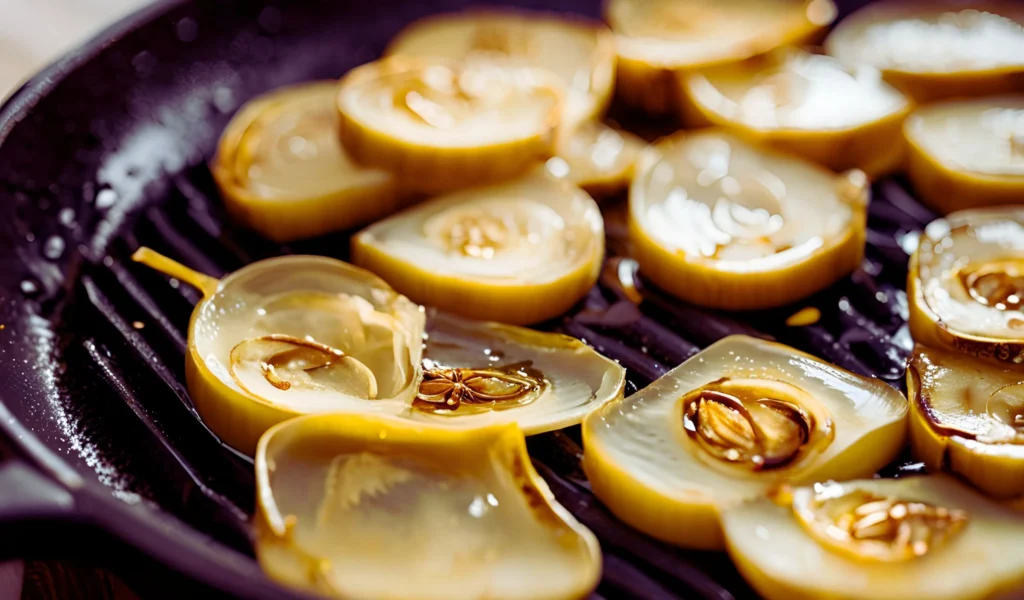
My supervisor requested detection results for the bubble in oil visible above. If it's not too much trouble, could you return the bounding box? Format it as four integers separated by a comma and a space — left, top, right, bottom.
20, 279, 40, 297
43, 236, 65, 260
95, 188, 118, 209
58, 208, 76, 227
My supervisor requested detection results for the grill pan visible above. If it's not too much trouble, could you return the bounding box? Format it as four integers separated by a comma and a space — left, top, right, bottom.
0, 0, 932, 597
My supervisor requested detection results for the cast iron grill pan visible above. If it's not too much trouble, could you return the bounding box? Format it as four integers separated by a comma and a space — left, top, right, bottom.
0, 0, 929, 598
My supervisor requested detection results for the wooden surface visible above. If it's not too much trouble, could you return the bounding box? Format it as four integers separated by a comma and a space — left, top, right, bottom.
3, 5, 151, 597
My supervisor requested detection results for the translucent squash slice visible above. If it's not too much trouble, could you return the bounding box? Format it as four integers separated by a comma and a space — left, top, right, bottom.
414, 310, 625, 433
351, 172, 604, 325
211, 81, 400, 243
385, 10, 615, 130
255, 414, 601, 600
908, 208, 1024, 365
825, 1, 1024, 103
908, 344, 1024, 499
337, 58, 562, 194
904, 96, 1024, 214
582, 335, 908, 550
605, 0, 837, 115
545, 121, 647, 199
132, 247, 424, 456
723, 476, 1024, 600
628, 131, 869, 310
681, 48, 913, 177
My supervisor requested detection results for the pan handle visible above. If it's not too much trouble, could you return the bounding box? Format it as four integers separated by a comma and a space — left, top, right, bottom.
0, 457, 85, 560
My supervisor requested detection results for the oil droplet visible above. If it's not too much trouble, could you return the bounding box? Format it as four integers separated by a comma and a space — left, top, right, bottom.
96, 188, 118, 209
786, 306, 821, 327
20, 279, 39, 296
58, 208, 76, 227
43, 235, 65, 260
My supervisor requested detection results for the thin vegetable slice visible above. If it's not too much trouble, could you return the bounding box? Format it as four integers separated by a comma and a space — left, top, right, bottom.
132, 247, 424, 455
908, 208, 1024, 365
582, 335, 908, 550
908, 344, 1024, 499
605, 0, 836, 115
352, 171, 604, 325
825, 1, 1024, 103
385, 9, 615, 129
904, 96, 1024, 214
337, 57, 562, 194
545, 121, 646, 199
255, 414, 601, 600
629, 131, 869, 310
682, 48, 913, 177
212, 82, 400, 243
723, 476, 1024, 600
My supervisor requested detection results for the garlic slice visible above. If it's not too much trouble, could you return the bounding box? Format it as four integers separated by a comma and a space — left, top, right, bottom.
904, 96, 1024, 214
352, 172, 604, 325
908, 344, 1024, 499
545, 121, 647, 199
723, 476, 1024, 600
132, 247, 424, 456
909, 208, 1024, 364
211, 82, 400, 243
385, 10, 615, 129
629, 131, 868, 310
682, 48, 912, 177
255, 414, 601, 600
413, 310, 625, 433
605, 0, 836, 115
825, 1, 1024, 103
582, 335, 908, 550
337, 58, 562, 194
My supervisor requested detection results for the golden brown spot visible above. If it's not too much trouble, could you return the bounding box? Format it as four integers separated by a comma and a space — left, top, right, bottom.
681, 379, 816, 471
786, 306, 821, 327
469, 25, 535, 57
796, 487, 968, 562
413, 362, 544, 414
960, 259, 1024, 311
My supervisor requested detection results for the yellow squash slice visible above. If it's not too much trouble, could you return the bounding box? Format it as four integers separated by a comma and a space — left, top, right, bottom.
255, 414, 601, 600
908, 208, 1024, 365
582, 335, 908, 550
904, 96, 1024, 214
908, 344, 1024, 499
825, 1, 1024, 103
132, 247, 424, 456
723, 476, 1024, 600
545, 121, 647, 199
681, 48, 913, 177
605, 0, 837, 115
629, 131, 869, 310
352, 172, 604, 325
211, 82, 400, 243
414, 310, 625, 434
385, 10, 615, 129
337, 58, 562, 194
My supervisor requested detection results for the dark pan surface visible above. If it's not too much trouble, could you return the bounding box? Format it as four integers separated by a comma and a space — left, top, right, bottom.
0, 0, 929, 598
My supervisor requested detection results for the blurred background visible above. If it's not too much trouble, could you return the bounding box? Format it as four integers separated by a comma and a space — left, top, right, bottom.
3, 2, 148, 596
2, 0, 148, 98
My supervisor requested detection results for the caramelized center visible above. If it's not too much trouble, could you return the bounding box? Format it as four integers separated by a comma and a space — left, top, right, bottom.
681, 379, 816, 471
442, 211, 515, 258
795, 485, 969, 562
230, 334, 378, 399
960, 259, 1024, 311
413, 361, 544, 414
